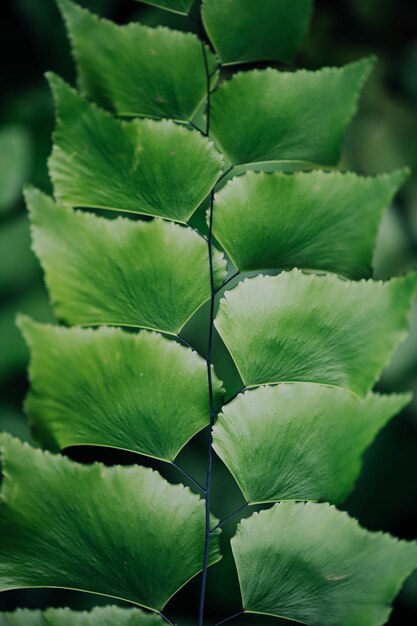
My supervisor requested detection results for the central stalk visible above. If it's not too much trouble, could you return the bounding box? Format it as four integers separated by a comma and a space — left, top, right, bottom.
198, 12, 217, 625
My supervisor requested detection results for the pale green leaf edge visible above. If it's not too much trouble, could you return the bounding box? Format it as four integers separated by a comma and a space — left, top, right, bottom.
133, 0, 195, 16
0, 605, 165, 626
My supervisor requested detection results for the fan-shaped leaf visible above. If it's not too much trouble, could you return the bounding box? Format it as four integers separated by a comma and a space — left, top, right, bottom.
0, 435, 221, 611
48, 74, 222, 222
213, 383, 410, 504
211, 58, 374, 166
133, 0, 194, 15
57, 0, 217, 120
19, 317, 223, 461
215, 269, 417, 395
26, 189, 227, 334
213, 169, 407, 278
231, 502, 417, 626
0, 606, 164, 626
202, 0, 313, 65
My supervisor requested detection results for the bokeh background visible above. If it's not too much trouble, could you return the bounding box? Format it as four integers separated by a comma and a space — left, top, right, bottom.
1, 0, 417, 623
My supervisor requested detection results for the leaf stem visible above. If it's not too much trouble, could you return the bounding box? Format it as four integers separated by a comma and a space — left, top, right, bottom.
198, 5, 217, 624
171, 461, 206, 495
215, 271, 240, 294
216, 165, 234, 185
198, 192, 216, 624
158, 611, 176, 626
225, 386, 246, 404
176, 334, 206, 359
210, 502, 249, 534
188, 119, 203, 132
214, 611, 246, 626
210, 64, 221, 78
189, 223, 209, 242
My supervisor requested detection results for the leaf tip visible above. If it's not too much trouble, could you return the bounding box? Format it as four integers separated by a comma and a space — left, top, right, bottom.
55, 0, 83, 21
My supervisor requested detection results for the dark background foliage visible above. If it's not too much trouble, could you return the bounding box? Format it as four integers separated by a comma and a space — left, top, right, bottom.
0, 0, 417, 624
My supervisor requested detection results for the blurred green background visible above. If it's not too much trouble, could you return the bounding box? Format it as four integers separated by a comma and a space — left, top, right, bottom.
1, 0, 417, 624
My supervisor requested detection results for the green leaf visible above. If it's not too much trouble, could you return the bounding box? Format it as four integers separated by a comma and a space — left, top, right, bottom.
0, 606, 165, 626
202, 0, 313, 65
19, 317, 223, 461
211, 58, 374, 166
26, 188, 227, 334
212, 169, 407, 279
57, 0, 217, 120
0, 126, 31, 212
213, 383, 410, 504
0, 435, 221, 611
231, 502, 417, 626
48, 74, 222, 222
214, 269, 417, 395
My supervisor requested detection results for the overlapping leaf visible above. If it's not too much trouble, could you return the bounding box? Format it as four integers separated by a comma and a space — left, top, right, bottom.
0, 435, 221, 610
213, 384, 410, 504
202, 0, 313, 65
48, 74, 222, 222
231, 502, 417, 626
57, 0, 216, 120
211, 58, 374, 166
0, 606, 164, 626
19, 318, 223, 461
213, 169, 407, 278
215, 269, 417, 394
26, 188, 227, 333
